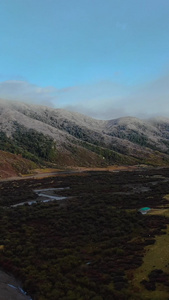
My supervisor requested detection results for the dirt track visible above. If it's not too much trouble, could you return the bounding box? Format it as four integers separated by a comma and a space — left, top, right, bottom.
0, 165, 144, 183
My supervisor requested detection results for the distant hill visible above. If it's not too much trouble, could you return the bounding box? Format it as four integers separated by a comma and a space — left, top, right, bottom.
1, 98, 169, 167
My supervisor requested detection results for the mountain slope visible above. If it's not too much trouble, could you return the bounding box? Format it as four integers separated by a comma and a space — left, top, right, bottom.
0, 150, 36, 179
1, 99, 169, 167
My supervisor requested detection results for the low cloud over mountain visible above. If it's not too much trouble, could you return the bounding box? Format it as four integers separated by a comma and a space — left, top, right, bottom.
0, 74, 169, 120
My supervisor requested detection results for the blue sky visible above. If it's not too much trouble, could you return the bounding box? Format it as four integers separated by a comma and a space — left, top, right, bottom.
0, 0, 169, 119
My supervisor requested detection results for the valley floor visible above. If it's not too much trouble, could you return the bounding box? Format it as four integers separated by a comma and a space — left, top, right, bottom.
1, 168, 169, 299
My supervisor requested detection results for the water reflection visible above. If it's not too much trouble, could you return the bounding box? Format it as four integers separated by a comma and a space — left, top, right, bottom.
12, 187, 69, 207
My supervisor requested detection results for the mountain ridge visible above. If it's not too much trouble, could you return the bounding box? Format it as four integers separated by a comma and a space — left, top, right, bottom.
1, 99, 169, 167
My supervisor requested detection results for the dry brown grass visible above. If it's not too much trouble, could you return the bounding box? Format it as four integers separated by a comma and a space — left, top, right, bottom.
130, 194, 169, 299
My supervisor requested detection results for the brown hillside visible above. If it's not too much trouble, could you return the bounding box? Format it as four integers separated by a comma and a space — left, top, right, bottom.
0, 150, 36, 179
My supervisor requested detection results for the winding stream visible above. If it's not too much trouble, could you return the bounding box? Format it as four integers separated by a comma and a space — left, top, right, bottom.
11, 187, 69, 207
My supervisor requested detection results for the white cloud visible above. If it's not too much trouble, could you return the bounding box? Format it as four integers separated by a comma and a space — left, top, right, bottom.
0, 80, 57, 107
0, 75, 169, 120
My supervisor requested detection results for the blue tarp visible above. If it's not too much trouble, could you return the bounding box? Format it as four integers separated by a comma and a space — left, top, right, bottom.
139, 207, 151, 214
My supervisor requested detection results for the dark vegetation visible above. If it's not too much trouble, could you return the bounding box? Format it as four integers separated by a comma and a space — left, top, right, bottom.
13, 125, 57, 162
0, 125, 137, 167
141, 269, 169, 291
74, 140, 138, 165
1, 169, 169, 299
0, 125, 57, 163
107, 130, 150, 147
1, 119, 169, 167
0, 131, 19, 154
